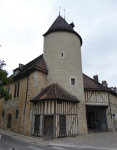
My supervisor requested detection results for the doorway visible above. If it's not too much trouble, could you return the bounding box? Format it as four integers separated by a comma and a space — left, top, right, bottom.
44, 115, 53, 140
86, 106, 108, 133
7, 114, 12, 128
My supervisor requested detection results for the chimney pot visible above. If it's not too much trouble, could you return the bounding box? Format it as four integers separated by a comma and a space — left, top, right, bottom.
93, 75, 98, 82
102, 80, 108, 87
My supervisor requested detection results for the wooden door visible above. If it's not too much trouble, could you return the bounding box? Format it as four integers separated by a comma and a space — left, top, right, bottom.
44, 115, 53, 140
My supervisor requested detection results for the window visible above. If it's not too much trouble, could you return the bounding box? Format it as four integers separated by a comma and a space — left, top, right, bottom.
34, 115, 40, 133
71, 78, 75, 85
60, 115, 66, 133
14, 84, 17, 98
15, 110, 18, 119
17, 82, 20, 97
2, 110, 4, 118
60, 52, 64, 58
14, 82, 20, 98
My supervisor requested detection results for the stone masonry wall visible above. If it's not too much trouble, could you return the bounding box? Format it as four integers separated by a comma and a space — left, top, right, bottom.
43, 31, 88, 135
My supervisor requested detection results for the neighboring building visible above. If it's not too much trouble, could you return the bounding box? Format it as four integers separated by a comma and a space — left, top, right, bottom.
0, 15, 117, 140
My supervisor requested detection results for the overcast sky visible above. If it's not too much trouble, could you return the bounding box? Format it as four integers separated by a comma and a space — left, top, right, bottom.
0, 0, 117, 87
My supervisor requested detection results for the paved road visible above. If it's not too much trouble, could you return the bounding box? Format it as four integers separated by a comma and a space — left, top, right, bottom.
0, 134, 114, 150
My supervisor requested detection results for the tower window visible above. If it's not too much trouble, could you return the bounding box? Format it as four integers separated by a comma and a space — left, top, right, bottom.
60, 52, 64, 58
71, 78, 75, 85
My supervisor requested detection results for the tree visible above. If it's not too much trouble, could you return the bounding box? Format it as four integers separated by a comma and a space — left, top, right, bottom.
0, 60, 13, 100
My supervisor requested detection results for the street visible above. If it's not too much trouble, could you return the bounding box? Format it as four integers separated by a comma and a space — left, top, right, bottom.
0, 134, 110, 150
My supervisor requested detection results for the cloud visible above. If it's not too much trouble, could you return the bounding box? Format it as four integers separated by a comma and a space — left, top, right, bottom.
0, 0, 117, 87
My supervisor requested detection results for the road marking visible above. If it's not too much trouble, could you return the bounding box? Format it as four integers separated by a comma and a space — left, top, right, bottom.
27, 146, 43, 150
49, 143, 117, 150
51, 147, 67, 150
49, 143, 77, 147
8, 147, 18, 150
76, 146, 117, 150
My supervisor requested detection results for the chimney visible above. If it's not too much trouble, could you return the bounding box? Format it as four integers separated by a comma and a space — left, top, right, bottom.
113, 87, 117, 93
102, 80, 108, 87
19, 63, 24, 67
69, 22, 75, 29
93, 75, 98, 82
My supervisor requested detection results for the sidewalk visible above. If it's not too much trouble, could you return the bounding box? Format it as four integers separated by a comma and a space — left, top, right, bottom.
0, 129, 117, 149
0, 129, 46, 145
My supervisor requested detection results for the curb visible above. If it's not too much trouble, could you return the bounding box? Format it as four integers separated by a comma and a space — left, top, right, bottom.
48, 143, 117, 150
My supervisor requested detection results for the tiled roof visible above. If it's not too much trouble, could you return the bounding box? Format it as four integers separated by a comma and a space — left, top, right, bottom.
83, 74, 117, 96
14, 54, 48, 78
30, 83, 80, 103
83, 74, 108, 91
43, 15, 82, 46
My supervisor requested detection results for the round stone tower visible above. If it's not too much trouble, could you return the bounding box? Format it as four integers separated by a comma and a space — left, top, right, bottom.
43, 15, 88, 135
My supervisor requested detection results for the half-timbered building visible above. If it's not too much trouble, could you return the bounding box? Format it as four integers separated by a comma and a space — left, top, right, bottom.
83, 74, 117, 133
30, 83, 79, 139
0, 15, 117, 140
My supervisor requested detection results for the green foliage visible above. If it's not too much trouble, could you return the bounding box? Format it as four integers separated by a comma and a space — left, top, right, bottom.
0, 68, 13, 100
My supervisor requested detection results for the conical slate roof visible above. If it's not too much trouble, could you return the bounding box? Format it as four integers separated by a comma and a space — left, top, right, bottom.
43, 15, 82, 46
30, 83, 80, 103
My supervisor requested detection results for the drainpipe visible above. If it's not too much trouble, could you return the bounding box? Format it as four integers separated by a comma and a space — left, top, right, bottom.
22, 73, 29, 134
108, 92, 114, 132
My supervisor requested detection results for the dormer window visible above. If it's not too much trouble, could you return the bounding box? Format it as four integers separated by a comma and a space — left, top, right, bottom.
13, 70, 20, 76
13, 64, 24, 77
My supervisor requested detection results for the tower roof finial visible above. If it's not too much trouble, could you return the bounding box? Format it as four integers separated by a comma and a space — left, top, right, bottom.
59, 7, 61, 15
64, 9, 65, 20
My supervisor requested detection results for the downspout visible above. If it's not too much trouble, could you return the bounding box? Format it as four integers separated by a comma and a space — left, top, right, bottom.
108, 92, 114, 132
22, 73, 29, 134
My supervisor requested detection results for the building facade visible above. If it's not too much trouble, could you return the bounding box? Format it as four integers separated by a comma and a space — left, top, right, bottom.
0, 15, 117, 140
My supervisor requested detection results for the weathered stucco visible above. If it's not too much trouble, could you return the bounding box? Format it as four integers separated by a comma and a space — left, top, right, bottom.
0, 70, 47, 135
